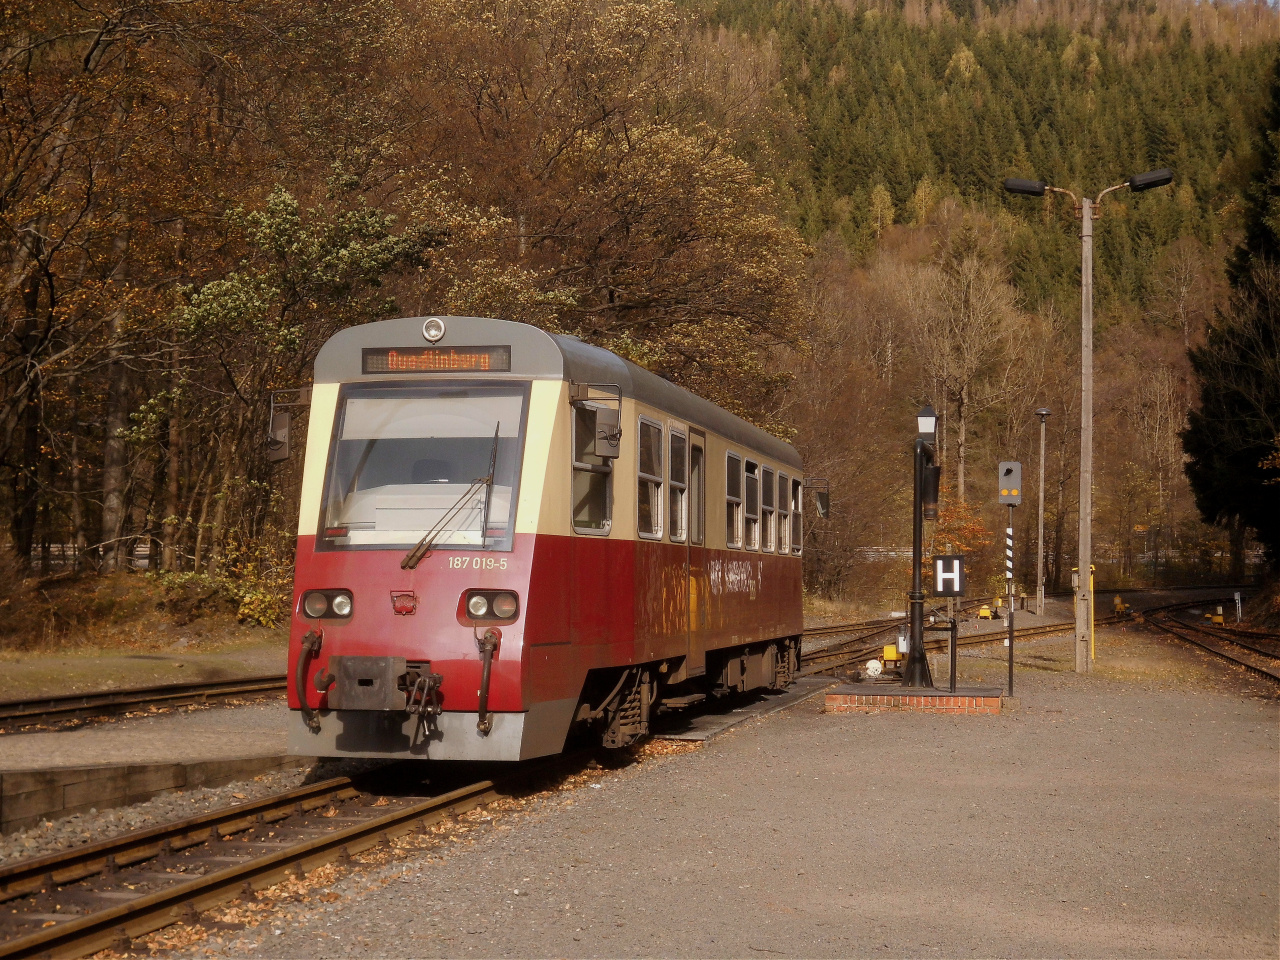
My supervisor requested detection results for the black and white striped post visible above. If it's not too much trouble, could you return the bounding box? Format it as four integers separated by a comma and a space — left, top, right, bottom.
998, 462, 1023, 697
1005, 506, 1015, 695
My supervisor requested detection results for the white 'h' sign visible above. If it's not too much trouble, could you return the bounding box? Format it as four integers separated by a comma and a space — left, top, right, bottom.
933, 555, 965, 597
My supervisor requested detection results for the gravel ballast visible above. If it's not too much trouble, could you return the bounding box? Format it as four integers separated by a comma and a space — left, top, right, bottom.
0, 766, 310, 864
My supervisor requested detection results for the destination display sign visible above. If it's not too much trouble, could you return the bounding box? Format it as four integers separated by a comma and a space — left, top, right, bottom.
362, 346, 511, 374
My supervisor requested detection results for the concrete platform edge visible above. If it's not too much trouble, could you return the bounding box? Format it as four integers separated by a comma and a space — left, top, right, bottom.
1, 754, 316, 835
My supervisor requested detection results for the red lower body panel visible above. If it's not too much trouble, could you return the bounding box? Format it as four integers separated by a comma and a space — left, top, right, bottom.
287, 533, 802, 759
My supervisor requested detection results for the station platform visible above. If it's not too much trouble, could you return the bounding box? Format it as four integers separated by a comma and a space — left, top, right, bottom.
0, 701, 297, 832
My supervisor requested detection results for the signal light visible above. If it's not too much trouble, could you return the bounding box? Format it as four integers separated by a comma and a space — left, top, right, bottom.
998, 462, 1023, 505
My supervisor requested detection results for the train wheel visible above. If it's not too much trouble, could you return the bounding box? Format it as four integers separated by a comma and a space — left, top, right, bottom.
600, 668, 654, 749
769, 638, 799, 691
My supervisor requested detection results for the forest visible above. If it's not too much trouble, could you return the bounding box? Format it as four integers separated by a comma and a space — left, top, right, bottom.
1, 0, 1277, 632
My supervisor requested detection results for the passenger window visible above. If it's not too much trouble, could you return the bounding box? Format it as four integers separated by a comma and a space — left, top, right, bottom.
745, 461, 760, 550
726, 453, 742, 548
790, 478, 803, 555
762, 466, 775, 552
572, 404, 612, 535
690, 442, 705, 545
777, 473, 789, 554
669, 431, 687, 543
637, 418, 663, 539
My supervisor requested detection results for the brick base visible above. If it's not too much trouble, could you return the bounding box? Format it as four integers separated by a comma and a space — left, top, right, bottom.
825, 692, 1002, 715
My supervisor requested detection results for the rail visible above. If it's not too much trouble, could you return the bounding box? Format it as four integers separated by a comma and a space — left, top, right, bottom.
0, 766, 525, 959
0, 677, 287, 734
1139, 601, 1280, 683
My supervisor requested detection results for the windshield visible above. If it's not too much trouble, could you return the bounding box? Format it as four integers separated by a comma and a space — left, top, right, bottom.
319, 382, 529, 551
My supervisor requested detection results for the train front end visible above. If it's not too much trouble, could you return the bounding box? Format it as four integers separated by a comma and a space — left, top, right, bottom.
286, 316, 568, 762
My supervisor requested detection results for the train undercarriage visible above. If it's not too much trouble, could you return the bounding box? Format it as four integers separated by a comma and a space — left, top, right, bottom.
573, 636, 802, 750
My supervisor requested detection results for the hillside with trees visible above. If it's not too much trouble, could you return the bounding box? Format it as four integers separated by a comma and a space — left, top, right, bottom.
1, 0, 1276, 636
699, 0, 1278, 598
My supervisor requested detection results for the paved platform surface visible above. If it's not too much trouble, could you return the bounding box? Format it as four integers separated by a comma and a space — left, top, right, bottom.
176, 627, 1278, 959
0, 701, 290, 772
655, 677, 835, 740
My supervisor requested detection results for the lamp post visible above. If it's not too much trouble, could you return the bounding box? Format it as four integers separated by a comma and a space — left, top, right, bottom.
904, 404, 939, 688
1004, 169, 1173, 673
1034, 407, 1051, 616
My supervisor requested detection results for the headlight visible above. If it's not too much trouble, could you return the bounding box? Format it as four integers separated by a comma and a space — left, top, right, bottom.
491, 592, 518, 619
301, 590, 352, 619
460, 589, 520, 624
303, 592, 329, 618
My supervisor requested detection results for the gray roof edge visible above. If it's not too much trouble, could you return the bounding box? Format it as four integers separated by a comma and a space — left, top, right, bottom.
312, 316, 565, 383
551, 334, 803, 471
308, 317, 801, 470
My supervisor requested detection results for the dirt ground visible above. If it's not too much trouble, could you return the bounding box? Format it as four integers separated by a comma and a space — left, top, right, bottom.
140, 622, 1278, 960
0, 634, 286, 703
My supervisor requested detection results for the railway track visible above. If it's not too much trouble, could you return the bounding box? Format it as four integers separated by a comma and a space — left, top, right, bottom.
798, 613, 1127, 675
1139, 601, 1280, 683
0, 762, 546, 959
0, 677, 287, 735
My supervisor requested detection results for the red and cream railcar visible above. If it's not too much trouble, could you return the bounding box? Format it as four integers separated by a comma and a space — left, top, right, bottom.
287, 315, 806, 761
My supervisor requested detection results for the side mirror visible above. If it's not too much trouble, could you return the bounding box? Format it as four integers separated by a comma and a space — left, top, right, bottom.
268, 410, 290, 462
594, 405, 621, 459
815, 490, 830, 519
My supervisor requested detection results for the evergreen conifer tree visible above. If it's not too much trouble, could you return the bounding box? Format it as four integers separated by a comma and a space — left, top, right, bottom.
1182, 57, 1280, 568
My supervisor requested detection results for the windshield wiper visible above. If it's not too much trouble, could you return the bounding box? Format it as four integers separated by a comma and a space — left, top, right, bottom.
402, 424, 503, 569
480, 423, 500, 550
401, 477, 490, 569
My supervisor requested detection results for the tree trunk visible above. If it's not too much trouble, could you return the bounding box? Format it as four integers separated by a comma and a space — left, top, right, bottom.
162, 348, 182, 571
9, 393, 40, 572
69, 375, 86, 572
193, 473, 212, 574
1050, 460, 1069, 592
955, 383, 968, 502
98, 234, 132, 570
207, 417, 243, 576
8, 275, 43, 572
99, 333, 130, 570
1228, 515, 1246, 581
207, 452, 236, 576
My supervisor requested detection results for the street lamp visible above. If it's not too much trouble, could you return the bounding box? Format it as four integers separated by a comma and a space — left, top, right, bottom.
1004, 169, 1173, 673
904, 404, 939, 688
1034, 408, 1051, 616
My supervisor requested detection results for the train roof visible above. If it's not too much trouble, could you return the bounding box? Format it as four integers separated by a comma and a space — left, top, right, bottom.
313, 315, 803, 470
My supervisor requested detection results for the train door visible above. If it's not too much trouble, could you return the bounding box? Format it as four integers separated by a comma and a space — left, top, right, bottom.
686, 430, 708, 673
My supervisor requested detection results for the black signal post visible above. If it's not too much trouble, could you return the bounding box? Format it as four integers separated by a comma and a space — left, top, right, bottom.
904, 405, 940, 689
